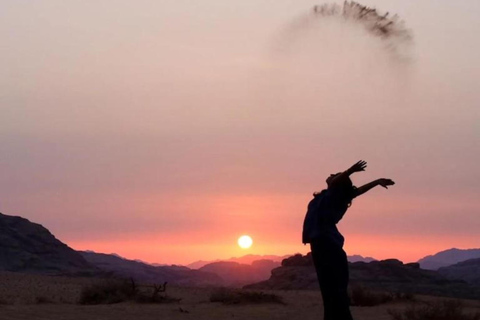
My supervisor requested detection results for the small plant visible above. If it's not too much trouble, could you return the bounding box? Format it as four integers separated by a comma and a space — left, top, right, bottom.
210, 288, 285, 305
388, 300, 480, 320
350, 286, 393, 306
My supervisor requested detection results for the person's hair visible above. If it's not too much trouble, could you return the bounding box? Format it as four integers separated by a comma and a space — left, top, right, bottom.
331, 176, 357, 207
314, 175, 357, 207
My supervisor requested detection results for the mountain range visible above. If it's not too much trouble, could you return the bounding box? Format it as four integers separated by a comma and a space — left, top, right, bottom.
187, 254, 376, 269
1, 211, 479, 294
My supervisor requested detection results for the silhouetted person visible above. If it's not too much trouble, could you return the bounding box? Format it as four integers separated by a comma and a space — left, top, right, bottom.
302, 160, 394, 320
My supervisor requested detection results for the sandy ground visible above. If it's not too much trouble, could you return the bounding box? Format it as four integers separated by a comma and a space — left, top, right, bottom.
1, 272, 479, 320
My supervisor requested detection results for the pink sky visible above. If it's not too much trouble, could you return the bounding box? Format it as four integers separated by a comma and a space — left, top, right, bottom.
1, 0, 479, 265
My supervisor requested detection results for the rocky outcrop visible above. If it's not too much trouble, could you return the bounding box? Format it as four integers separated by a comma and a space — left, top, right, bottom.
0, 212, 96, 275
244, 253, 480, 299
418, 248, 480, 270
438, 258, 480, 286
80, 251, 223, 286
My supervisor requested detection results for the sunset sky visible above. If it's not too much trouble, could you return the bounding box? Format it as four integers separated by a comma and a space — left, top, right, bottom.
1, 0, 479, 265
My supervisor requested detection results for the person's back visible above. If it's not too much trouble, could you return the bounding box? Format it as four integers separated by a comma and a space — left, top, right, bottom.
302, 189, 347, 247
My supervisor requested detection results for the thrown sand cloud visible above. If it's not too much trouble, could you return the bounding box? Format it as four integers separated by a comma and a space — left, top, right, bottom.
274, 1, 413, 61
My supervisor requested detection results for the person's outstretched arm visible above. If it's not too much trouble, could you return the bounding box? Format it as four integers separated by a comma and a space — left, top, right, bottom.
354, 178, 395, 198
329, 160, 367, 187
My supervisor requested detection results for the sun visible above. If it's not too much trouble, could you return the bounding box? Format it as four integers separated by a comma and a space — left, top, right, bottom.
237, 235, 253, 249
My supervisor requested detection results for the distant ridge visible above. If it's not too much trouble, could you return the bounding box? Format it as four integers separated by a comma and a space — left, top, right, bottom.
347, 254, 376, 263
438, 258, 480, 285
187, 254, 290, 269
80, 251, 223, 286
187, 253, 375, 269
417, 248, 480, 270
199, 259, 280, 287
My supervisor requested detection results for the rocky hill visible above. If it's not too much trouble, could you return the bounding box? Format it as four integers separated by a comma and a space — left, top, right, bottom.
187, 254, 289, 269
198, 259, 279, 287
244, 253, 480, 299
80, 251, 223, 286
438, 258, 480, 286
187, 253, 374, 269
0, 212, 96, 275
418, 248, 480, 270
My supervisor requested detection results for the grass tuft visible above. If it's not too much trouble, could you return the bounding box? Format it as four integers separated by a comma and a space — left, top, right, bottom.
79, 279, 179, 305
349, 286, 416, 307
350, 286, 394, 306
35, 296, 54, 304
79, 280, 136, 305
388, 300, 480, 320
210, 288, 285, 305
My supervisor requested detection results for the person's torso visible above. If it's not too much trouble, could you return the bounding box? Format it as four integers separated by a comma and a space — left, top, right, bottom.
302, 189, 349, 247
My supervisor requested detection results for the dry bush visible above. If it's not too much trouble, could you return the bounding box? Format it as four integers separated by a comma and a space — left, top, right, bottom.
79, 279, 180, 305
350, 286, 394, 306
210, 288, 285, 305
388, 300, 480, 320
35, 296, 54, 304
134, 283, 181, 304
79, 280, 137, 305
391, 292, 415, 301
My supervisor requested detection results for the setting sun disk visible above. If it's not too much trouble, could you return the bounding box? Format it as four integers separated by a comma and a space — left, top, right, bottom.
238, 235, 253, 249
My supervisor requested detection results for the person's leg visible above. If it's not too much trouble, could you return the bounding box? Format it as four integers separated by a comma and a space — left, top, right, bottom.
330, 247, 353, 320
311, 241, 335, 320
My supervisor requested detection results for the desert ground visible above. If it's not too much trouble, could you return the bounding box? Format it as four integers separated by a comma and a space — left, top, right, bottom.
1, 272, 479, 320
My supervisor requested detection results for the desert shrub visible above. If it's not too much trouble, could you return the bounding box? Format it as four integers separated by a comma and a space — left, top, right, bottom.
388, 300, 480, 320
392, 292, 415, 301
134, 291, 181, 304
35, 296, 53, 304
210, 288, 285, 305
350, 286, 393, 306
134, 283, 181, 304
79, 280, 136, 305
79, 280, 180, 305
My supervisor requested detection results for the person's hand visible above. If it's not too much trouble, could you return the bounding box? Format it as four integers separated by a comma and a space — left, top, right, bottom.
378, 178, 395, 189
349, 160, 367, 173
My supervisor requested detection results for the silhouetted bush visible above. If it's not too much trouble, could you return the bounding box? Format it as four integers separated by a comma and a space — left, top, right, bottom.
350, 286, 416, 306
79, 280, 137, 305
79, 279, 180, 305
210, 288, 285, 305
350, 286, 393, 306
388, 300, 480, 320
134, 283, 181, 304
392, 292, 415, 301
35, 296, 53, 304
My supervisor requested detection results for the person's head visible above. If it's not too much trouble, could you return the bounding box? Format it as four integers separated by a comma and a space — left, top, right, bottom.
326, 172, 342, 187
326, 173, 357, 207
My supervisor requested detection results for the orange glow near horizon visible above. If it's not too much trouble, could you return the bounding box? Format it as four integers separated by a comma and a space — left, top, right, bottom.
68, 231, 479, 266
56, 190, 480, 266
